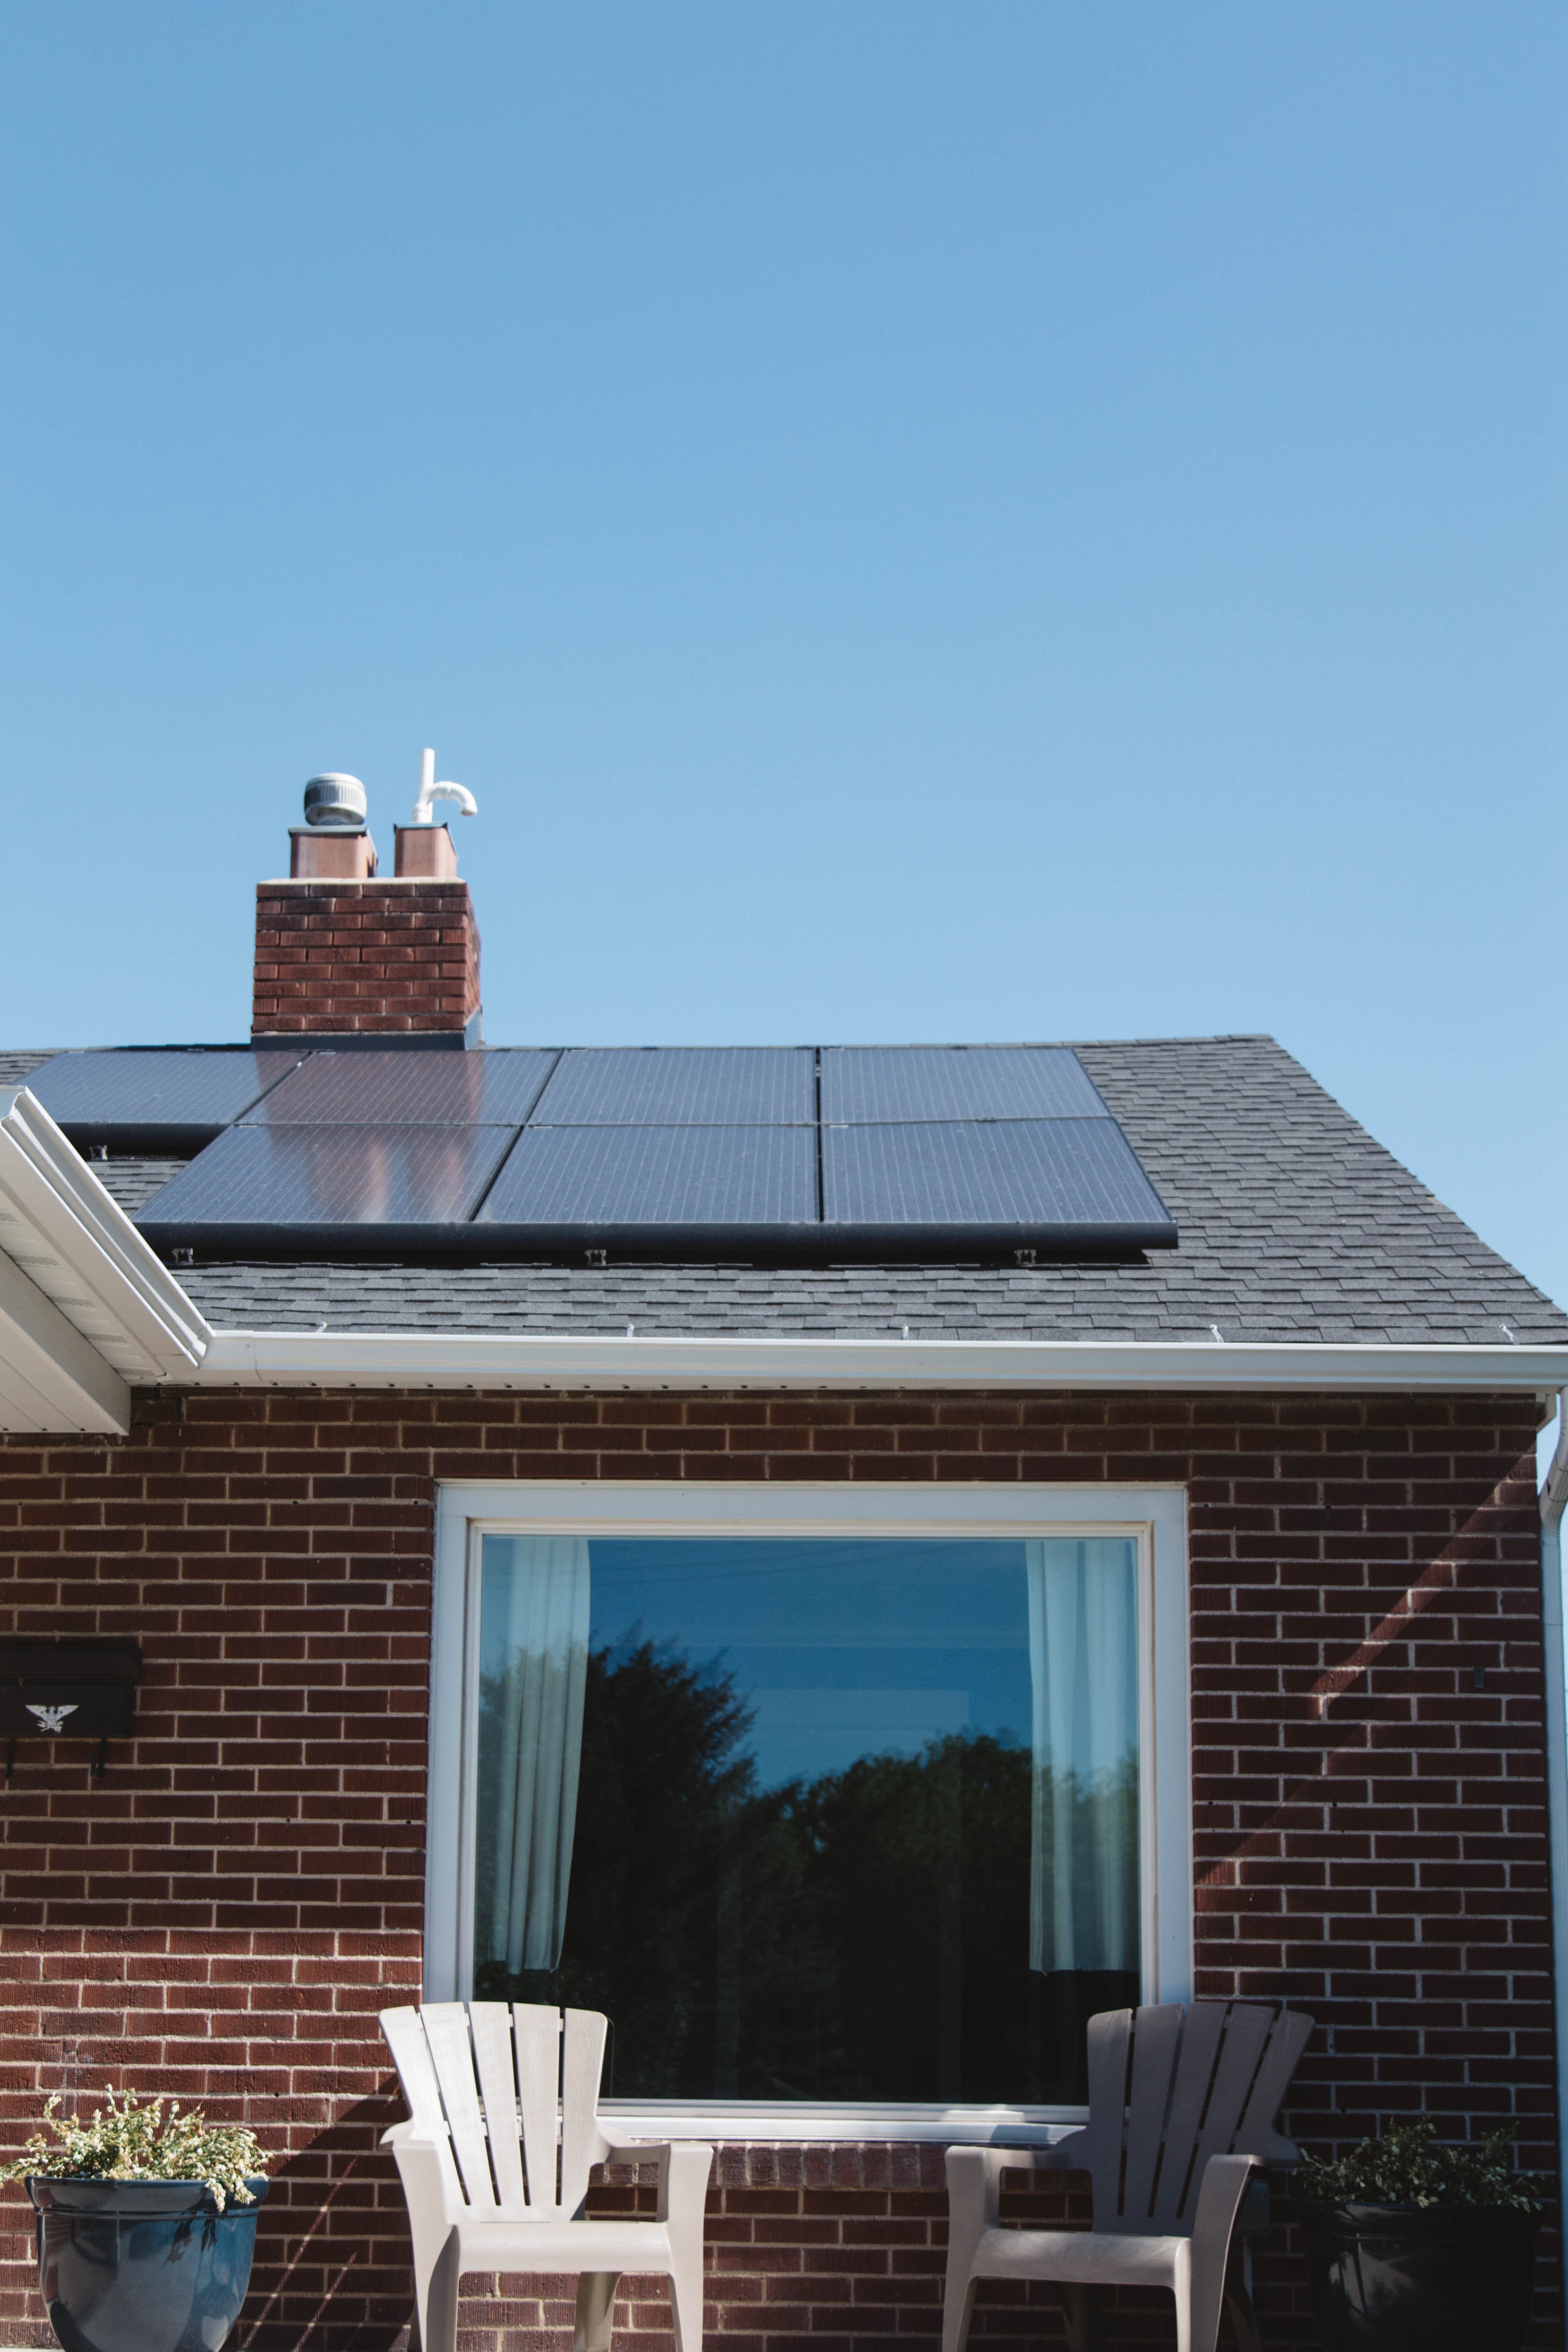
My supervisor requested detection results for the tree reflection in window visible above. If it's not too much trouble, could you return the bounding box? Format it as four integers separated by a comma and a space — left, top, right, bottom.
474, 1545, 1141, 2108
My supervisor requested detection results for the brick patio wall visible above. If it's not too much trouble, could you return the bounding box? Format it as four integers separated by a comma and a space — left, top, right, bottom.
0, 1387, 1555, 2350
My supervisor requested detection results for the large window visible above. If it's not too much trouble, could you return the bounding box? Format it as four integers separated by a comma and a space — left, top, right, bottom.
428, 1485, 1191, 2129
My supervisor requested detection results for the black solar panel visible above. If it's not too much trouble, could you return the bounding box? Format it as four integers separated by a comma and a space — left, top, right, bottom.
821, 1118, 1175, 1246
244, 1049, 558, 1126
479, 1124, 817, 1236
136, 1124, 515, 1238
108, 1038, 1177, 1263
819, 1046, 1107, 1123
530, 1047, 815, 1125
25, 1049, 301, 1147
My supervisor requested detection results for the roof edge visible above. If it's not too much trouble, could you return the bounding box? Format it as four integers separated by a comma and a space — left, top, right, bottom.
189, 1330, 1568, 1396
0, 1090, 211, 1428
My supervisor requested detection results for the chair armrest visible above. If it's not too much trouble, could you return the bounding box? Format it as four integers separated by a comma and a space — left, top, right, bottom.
1190, 2154, 1256, 2352
597, 2132, 665, 2164
592, 2136, 713, 2227
944, 2140, 1086, 2235
594, 2131, 670, 2207
378, 2129, 465, 2241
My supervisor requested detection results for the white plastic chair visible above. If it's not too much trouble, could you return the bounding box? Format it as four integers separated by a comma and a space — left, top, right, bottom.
942, 2000, 1312, 2352
379, 2002, 712, 2352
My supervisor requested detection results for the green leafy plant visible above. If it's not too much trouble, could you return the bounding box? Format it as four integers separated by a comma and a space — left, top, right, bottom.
0, 2088, 268, 2211
1297, 2118, 1543, 2213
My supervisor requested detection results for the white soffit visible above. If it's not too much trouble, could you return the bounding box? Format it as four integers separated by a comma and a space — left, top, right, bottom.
0, 1088, 210, 1432
197, 1328, 1568, 1396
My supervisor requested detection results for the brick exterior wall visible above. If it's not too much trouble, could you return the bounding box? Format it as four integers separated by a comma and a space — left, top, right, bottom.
251, 879, 482, 1037
0, 1388, 1555, 2350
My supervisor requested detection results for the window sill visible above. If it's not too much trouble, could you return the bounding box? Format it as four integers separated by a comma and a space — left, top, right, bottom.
599, 2099, 1087, 2144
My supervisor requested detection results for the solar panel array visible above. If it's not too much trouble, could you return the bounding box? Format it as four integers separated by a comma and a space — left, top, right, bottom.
23, 1043, 1177, 1261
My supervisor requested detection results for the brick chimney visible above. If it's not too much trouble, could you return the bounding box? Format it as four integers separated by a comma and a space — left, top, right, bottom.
252, 770, 482, 1041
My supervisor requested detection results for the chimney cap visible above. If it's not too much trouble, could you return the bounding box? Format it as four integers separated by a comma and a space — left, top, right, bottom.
304, 774, 368, 829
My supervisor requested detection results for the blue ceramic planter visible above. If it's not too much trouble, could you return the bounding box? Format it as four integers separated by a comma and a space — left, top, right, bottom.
28, 2178, 269, 2352
1296, 2199, 1541, 2352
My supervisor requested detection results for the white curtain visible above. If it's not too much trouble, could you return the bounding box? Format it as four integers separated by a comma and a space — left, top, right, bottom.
1026, 1538, 1139, 1974
483, 1537, 591, 1974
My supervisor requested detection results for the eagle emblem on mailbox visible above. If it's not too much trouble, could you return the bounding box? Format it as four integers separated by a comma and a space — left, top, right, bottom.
25, 1703, 78, 1733
0, 1640, 141, 1774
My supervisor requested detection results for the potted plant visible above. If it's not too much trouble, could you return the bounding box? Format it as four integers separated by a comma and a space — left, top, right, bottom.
1294, 2116, 1544, 2352
0, 2087, 270, 2352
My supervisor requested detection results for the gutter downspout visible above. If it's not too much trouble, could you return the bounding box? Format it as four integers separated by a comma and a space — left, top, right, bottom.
1539, 1393, 1568, 2257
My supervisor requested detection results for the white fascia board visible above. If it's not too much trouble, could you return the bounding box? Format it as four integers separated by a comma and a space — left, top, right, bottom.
194, 1328, 1568, 1395
0, 1242, 132, 1433
0, 1088, 209, 1381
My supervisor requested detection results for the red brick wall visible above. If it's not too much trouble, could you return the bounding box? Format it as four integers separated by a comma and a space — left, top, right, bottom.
251, 879, 481, 1036
0, 1387, 1554, 2351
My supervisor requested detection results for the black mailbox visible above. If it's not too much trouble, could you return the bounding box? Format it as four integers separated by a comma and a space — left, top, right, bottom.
0, 1639, 142, 1775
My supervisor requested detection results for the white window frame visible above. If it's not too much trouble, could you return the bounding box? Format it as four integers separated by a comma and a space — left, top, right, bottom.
425, 1479, 1192, 2142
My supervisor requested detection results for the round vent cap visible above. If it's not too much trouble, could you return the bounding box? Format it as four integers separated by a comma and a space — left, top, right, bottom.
303, 774, 367, 829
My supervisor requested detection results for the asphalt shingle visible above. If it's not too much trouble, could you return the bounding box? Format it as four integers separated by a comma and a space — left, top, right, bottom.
45, 1033, 1551, 1347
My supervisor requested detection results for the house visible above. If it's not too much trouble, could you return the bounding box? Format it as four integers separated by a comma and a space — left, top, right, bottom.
1, 779, 1566, 2352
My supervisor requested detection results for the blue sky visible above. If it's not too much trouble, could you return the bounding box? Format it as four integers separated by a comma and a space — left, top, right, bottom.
1, 5, 1564, 1314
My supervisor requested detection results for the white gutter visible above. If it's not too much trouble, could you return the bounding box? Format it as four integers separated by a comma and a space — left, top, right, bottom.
3, 1080, 1566, 1420
195, 1329, 1568, 1394
1540, 1398, 1568, 2257
0, 1089, 210, 1433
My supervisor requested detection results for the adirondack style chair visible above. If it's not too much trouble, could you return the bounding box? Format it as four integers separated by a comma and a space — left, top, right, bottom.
379, 2003, 713, 2352
942, 2000, 1313, 2352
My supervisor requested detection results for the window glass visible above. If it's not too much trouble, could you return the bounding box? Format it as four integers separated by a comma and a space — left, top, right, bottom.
474, 1535, 1140, 2104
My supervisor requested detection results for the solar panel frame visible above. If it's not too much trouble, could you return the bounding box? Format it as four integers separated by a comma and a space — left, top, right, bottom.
821, 1117, 1176, 1250
242, 1049, 558, 1127
136, 1123, 518, 1249
528, 1047, 815, 1126
819, 1045, 1108, 1124
478, 1122, 818, 1251
24, 1049, 303, 1152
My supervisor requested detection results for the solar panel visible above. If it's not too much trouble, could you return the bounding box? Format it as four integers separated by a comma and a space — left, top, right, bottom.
243, 1049, 558, 1127
821, 1119, 1175, 1247
819, 1046, 1107, 1123
24, 1049, 301, 1147
136, 1124, 515, 1239
530, 1047, 815, 1125
479, 1124, 817, 1238
110, 1037, 1178, 1263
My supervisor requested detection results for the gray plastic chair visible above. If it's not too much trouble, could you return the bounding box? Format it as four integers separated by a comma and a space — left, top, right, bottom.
380, 2002, 712, 2352
942, 2000, 1312, 2352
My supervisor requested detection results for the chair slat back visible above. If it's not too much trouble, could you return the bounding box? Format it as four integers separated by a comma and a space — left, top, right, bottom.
1117, 2003, 1184, 2223
470, 2004, 529, 2215
1233, 2006, 1312, 2160
422, 2003, 502, 2211
560, 2009, 610, 2215
380, 2004, 450, 2140
378, 2001, 613, 2220
1084, 2001, 1312, 2236
515, 2003, 567, 2215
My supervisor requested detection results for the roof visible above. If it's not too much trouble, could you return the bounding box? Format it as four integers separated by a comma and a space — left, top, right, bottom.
5, 1035, 1561, 1347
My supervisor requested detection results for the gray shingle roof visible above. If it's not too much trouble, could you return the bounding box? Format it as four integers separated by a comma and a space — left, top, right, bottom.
0, 1051, 59, 1086
63, 1033, 1554, 1346
95, 1159, 195, 1214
